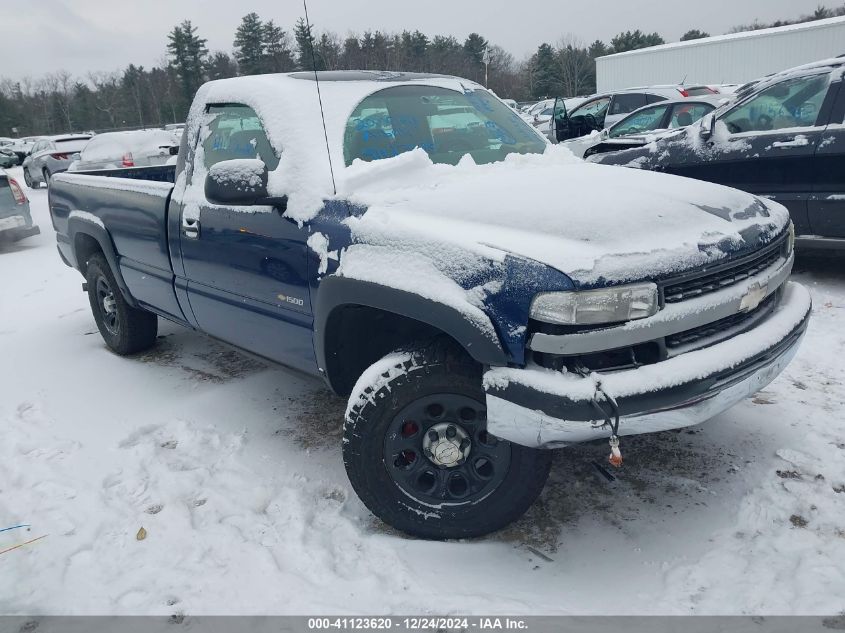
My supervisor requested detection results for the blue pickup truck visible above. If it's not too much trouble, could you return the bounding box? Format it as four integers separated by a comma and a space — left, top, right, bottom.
49, 71, 811, 539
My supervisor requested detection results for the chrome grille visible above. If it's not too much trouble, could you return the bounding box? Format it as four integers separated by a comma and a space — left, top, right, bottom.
663, 244, 783, 304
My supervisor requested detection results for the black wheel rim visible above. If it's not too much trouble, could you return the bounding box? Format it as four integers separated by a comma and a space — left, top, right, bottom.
24, 170, 31, 186
96, 276, 119, 336
384, 393, 511, 507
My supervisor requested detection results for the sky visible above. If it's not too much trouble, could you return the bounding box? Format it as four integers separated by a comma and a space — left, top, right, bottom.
0, 0, 834, 80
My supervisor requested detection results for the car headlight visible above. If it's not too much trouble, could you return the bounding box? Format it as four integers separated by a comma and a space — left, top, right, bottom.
530, 283, 659, 325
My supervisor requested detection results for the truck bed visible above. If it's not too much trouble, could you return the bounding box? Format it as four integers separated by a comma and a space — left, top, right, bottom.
50, 168, 185, 321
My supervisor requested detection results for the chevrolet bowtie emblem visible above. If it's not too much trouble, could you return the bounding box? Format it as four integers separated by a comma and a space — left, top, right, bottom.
740, 282, 768, 312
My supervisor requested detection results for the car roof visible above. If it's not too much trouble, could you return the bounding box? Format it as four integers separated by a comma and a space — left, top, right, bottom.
289, 70, 456, 82
739, 57, 845, 97
49, 134, 92, 141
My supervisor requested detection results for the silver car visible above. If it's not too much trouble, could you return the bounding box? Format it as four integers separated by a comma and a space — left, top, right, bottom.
68, 129, 180, 172
0, 169, 39, 243
22, 134, 92, 188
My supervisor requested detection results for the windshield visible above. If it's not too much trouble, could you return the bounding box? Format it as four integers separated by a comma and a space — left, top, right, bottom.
343, 86, 546, 167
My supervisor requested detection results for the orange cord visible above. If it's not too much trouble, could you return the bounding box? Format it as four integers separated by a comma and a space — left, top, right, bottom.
0, 534, 48, 556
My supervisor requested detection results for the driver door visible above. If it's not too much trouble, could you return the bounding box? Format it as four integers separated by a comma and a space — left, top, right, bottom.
177, 103, 317, 372
554, 95, 610, 142
669, 72, 832, 235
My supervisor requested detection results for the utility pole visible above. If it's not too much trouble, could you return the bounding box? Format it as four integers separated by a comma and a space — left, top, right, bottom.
482, 47, 490, 87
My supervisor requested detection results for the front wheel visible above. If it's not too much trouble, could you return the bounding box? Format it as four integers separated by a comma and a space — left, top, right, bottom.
85, 253, 158, 355
23, 168, 33, 188
343, 343, 552, 539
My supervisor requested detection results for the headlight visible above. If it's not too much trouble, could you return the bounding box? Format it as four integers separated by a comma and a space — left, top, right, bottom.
787, 222, 795, 257
530, 283, 659, 325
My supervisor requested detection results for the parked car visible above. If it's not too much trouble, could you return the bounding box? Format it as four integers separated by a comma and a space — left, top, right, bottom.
562, 96, 725, 158
50, 70, 809, 539
22, 134, 92, 188
519, 98, 554, 123
590, 57, 845, 251
531, 97, 589, 139
0, 147, 19, 168
0, 137, 14, 147
7, 136, 39, 163
0, 169, 39, 243
550, 85, 700, 143
164, 123, 186, 134
68, 129, 180, 172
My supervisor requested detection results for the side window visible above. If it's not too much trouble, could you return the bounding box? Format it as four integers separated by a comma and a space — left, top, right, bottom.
609, 105, 669, 138
609, 93, 648, 116
669, 103, 713, 128
721, 73, 831, 134
202, 104, 279, 170
646, 94, 668, 104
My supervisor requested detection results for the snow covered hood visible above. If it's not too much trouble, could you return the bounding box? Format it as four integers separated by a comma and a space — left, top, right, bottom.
339, 146, 789, 285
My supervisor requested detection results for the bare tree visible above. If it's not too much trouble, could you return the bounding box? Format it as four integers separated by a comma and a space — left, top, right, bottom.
88, 71, 122, 128
44, 70, 76, 132
556, 36, 595, 97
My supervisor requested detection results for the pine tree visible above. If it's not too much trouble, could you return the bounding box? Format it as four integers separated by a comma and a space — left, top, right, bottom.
234, 13, 266, 75
531, 43, 562, 98
294, 18, 322, 71
262, 21, 297, 73
207, 52, 239, 80
166, 20, 208, 105
588, 40, 609, 59
680, 29, 710, 41
609, 30, 665, 54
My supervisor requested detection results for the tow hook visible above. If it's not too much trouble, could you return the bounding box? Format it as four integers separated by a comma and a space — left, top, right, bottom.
577, 366, 624, 468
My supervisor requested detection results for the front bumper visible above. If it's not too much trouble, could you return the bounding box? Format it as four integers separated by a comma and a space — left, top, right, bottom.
484, 282, 811, 448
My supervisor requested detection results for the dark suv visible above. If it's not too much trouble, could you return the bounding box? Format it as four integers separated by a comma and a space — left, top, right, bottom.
591, 58, 845, 251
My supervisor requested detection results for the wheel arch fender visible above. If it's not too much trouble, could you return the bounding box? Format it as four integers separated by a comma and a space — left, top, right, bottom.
314, 276, 508, 396
68, 218, 139, 308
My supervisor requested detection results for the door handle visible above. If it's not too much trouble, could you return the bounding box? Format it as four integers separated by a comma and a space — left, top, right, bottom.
182, 216, 200, 239
771, 135, 809, 148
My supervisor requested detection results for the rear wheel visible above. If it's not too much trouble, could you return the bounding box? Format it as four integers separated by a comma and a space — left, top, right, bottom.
85, 254, 158, 355
343, 342, 552, 539
23, 168, 33, 188
41, 168, 50, 188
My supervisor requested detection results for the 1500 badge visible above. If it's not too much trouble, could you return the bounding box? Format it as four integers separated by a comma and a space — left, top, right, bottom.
277, 293, 304, 307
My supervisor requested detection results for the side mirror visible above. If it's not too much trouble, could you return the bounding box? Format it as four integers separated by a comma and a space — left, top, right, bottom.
169, 145, 180, 156
600, 128, 609, 139
205, 158, 269, 205
699, 113, 716, 140
71, 152, 81, 161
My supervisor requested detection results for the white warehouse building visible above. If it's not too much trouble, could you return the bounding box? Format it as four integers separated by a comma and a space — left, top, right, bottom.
596, 16, 845, 92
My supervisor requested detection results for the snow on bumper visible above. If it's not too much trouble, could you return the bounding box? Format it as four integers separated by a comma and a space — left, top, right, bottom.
484, 282, 811, 448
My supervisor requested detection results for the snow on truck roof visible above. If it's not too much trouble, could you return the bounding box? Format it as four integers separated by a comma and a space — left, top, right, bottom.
289, 70, 457, 82
599, 16, 845, 59
184, 71, 494, 222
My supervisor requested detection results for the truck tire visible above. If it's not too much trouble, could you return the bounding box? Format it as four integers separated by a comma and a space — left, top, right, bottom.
85, 253, 158, 355
343, 342, 551, 539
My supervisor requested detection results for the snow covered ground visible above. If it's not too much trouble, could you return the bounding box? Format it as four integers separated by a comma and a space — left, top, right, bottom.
1, 164, 844, 615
